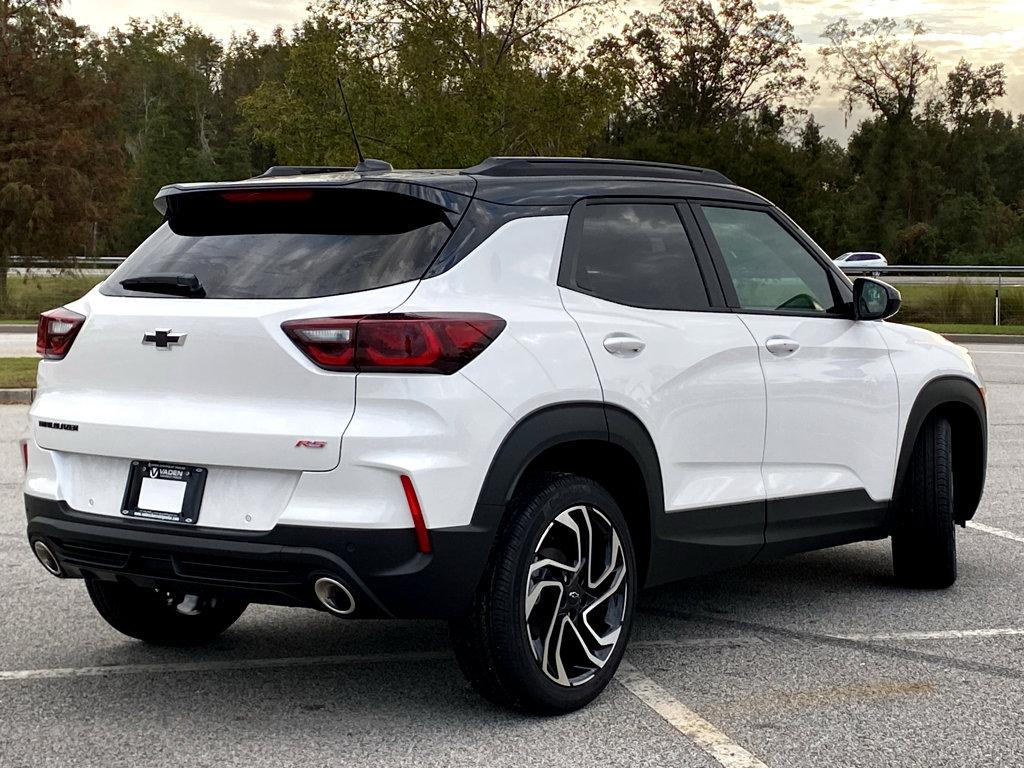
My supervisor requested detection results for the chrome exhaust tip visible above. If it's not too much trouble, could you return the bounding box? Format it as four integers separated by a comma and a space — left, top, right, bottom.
313, 577, 356, 616
32, 540, 62, 577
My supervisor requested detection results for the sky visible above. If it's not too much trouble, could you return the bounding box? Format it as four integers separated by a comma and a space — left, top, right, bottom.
62, 0, 1024, 142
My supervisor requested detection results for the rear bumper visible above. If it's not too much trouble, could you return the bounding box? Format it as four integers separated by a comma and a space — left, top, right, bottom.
25, 495, 502, 619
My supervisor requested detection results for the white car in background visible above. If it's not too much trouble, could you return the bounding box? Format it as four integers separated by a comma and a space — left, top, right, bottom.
835, 251, 888, 273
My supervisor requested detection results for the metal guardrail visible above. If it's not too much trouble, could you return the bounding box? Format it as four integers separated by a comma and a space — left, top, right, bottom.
841, 265, 1024, 275
840, 265, 1024, 326
9, 256, 125, 269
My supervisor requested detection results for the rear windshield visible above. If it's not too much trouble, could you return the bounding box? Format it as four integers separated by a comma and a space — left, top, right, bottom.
102, 187, 460, 299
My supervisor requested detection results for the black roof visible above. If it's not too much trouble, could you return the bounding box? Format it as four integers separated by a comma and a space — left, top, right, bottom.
156, 156, 767, 212
463, 156, 732, 184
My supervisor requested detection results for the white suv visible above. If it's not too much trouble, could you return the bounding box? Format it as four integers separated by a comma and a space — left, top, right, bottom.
24, 157, 987, 714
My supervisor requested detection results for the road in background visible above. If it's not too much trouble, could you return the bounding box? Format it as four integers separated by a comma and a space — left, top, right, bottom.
1, 344, 1022, 766
0, 336, 34, 357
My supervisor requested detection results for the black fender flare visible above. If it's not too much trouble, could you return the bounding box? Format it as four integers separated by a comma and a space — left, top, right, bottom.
893, 375, 987, 522
470, 401, 664, 571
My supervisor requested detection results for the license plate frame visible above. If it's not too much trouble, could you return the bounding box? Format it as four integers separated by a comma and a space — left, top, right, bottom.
121, 460, 207, 525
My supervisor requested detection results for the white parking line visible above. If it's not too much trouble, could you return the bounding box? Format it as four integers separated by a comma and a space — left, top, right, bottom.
5, 626, 1024, 684
967, 521, 1024, 545
834, 628, 1024, 642
616, 659, 768, 769
0, 650, 449, 681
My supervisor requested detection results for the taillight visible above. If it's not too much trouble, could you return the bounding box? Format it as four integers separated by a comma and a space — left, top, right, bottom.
37, 308, 85, 360
220, 189, 315, 203
282, 314, 505, 374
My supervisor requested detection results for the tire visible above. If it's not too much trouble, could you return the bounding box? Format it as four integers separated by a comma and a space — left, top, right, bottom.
450, 472, 637, 714
85, 578, 247, 645
891, 416, 957, 589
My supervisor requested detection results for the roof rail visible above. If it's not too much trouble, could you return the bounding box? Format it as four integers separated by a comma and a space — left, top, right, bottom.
463, 156, 732, 185
257, 165, 353, 178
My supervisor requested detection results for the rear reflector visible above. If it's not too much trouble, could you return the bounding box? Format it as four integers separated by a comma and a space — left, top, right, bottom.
20, 440, 28, 472
282, 314, 505, 374
37, 308, 86, 360
400, 475, 431, 554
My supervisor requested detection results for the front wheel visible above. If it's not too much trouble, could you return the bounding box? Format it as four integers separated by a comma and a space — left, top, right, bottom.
450, 473, 636, 714
891, 416, 957, 588
85, 578, 247, 645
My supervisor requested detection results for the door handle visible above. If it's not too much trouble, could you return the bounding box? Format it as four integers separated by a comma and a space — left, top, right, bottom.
765, 336, 800, 356
603, 333, 646, 357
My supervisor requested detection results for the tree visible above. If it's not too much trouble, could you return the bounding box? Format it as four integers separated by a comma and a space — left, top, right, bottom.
0, 0, 120, 307
944, 58, 1005, 130
239, 0, 622, 167
595, 0, 811, 132
98, 16, 253, 250
820, 18, 935, 126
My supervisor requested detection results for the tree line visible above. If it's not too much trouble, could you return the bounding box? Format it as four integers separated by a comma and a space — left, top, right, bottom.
2, 0, 1022, 293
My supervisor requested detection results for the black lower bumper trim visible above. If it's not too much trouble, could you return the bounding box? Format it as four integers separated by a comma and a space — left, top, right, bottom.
25, 495, 501, 619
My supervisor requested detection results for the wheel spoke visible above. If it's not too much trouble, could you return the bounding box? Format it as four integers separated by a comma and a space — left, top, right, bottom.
552, 507, 586, 574
529, 557, 576, 577
525, 579, 561, 619
581, 569, 627, 646
543, 605, 570, 686
566, 615, 611, 669
588, 529, 622, 589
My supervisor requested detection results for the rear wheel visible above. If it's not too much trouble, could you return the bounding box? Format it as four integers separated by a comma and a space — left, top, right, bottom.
85, 578, 247, 645
891, 416, 957, 588
450, 473, 636, 714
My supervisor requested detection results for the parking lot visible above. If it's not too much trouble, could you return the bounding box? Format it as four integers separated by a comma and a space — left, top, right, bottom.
1, 342, 1023, 767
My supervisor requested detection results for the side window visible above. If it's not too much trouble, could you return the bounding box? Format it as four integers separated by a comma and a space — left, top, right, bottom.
573, 203, 709, 311
699, 206, 840, 314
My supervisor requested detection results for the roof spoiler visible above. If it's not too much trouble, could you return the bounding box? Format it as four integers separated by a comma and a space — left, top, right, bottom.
257, 166, 353, 178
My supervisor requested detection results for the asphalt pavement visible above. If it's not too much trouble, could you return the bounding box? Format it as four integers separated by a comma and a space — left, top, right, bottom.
1, 343, 1023, 767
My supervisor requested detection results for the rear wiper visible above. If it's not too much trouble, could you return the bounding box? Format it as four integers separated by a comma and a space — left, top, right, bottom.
120, 273, 206, 298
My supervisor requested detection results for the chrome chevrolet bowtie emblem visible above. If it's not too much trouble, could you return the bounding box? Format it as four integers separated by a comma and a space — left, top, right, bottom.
142, 329, 186, 349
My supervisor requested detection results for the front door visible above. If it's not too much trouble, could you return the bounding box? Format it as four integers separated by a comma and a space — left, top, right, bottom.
692, 202, 899, 556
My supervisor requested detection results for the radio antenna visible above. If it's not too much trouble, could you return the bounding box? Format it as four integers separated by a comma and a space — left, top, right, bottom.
336, 77, 365, 164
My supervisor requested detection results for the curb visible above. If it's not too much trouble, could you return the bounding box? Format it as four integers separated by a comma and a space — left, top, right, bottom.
942, 333, 1024, 344
0, 388, 33, 405
0, 324, 34, 334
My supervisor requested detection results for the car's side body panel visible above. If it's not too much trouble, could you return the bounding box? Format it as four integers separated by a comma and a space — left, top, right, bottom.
735, 314, 900, 502
398, 215, 604, 420
561, 290, 769, 512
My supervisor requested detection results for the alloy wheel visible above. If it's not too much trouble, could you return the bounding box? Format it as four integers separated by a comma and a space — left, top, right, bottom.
524, 504, 629, 686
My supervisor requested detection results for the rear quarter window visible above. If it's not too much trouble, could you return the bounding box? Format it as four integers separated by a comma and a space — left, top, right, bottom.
102, 187, 462, 299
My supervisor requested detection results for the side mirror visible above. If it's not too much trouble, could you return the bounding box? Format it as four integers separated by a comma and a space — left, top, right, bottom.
853, 277, 901, 321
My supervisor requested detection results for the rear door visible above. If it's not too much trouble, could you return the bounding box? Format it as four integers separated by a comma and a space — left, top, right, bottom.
31, 184, 467, 527
691, 202, 899, 554
558, 199, 767, 581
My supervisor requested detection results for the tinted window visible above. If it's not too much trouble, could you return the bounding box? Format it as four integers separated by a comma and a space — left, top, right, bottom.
700, 206, 840, 314
850, 253, 876, 262
573, 203, 709, 311
102, 188, 457, 299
